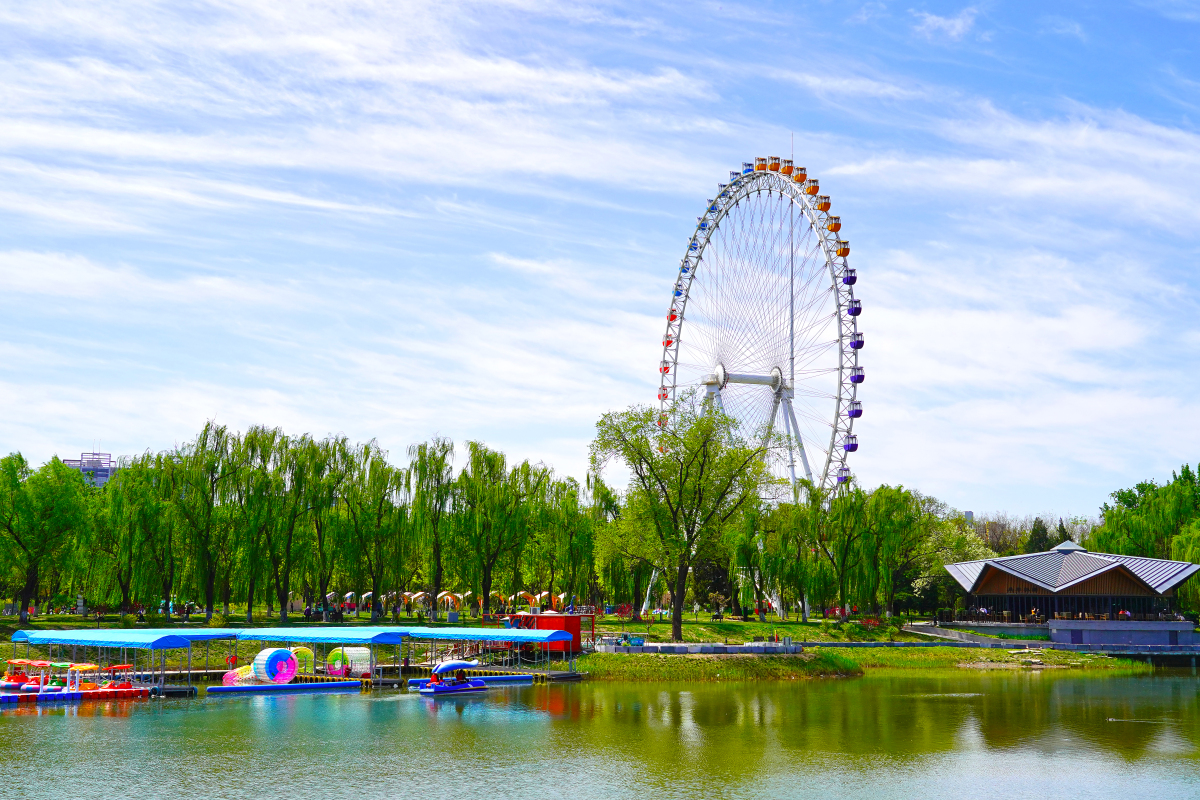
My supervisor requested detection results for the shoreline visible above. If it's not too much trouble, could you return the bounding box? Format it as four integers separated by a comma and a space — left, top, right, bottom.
576, 647, 1155, 681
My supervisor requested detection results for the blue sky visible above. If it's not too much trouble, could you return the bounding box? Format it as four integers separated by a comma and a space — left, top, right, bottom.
2, 1, 1199, 520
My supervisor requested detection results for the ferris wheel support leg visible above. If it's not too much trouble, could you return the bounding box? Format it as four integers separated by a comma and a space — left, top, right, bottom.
784, 395, 814, 484
705, 384, 725, 413
763, 393, 781, 453
780, 395, 800, 490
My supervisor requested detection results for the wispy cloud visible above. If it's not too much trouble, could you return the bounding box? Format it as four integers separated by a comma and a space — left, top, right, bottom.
1, 0, 1198, 517
1041, 15, 1087, 41
911, 6, 978, 40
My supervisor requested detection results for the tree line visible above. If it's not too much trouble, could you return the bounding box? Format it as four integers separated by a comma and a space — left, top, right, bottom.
0, 424, 613, 626
3, 404, 1194, 638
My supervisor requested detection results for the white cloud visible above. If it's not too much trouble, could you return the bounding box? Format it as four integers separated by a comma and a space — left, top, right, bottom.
1041, 15, 1087, 41
911, 6, 978, 40
0, 0, 1198, 518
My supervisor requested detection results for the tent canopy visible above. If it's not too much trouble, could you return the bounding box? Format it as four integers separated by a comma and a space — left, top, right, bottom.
399, 626, 571, 643
12, 624, 570, 649
235, 627, 410, 645
10, 628, 238, 650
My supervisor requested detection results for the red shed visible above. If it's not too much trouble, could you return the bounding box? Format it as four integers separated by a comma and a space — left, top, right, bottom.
505, 612, 594, 654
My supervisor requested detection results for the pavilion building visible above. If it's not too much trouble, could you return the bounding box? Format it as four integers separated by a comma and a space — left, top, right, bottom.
943, 540, 1199, 645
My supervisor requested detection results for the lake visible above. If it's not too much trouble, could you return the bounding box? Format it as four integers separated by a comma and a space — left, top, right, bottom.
5, 671, 1198, 799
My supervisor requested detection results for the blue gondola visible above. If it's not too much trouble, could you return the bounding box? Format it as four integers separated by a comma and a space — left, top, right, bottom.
850, 367, 865, 384
742, 162, 754, 174
836, 466, 851, 484
843, 435, 859, 453
847, 299, 862, 316
842, 268, 857, 286
847, 401, 862, 418
849, 332, 864, 350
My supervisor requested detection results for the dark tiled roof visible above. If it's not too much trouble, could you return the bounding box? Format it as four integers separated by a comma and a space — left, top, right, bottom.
945, 546, 1200, 596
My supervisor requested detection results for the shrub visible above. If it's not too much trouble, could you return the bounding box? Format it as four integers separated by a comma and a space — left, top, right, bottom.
144, 612, 165, 626
207, 612, 227, 628
119, 614, 137, 628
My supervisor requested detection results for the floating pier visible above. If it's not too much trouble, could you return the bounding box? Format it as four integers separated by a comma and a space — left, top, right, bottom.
1, 687, 151, 705
207, 680, 362, 695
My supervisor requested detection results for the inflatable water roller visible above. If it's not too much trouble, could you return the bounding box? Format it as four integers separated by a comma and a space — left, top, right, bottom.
252, 648, 299, 684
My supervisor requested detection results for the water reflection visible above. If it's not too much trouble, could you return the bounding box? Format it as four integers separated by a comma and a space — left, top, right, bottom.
2, 673, 1198, 798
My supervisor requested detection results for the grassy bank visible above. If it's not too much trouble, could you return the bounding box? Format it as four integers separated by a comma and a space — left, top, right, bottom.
578, 651, 862, 681
594, 617, 933, 644
811, 645, 1152, 673
576, 646, 1154, 681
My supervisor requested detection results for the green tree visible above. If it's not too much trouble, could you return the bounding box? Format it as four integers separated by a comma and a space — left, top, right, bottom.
263, 434, 309, 622
0, 455, 88, 624
864, 486, 930, 615
590, 397, 765, 641
341, 440, 410, 621
1024, 517, 1051, 554
302, 437, 347, 622
409, 438, 454, 621
1093, 464, 1199, 559
171, 422, 240, 620
456, 441, 548, 615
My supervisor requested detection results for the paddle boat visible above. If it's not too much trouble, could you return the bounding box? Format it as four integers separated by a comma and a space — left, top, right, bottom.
20, 661, 57, 692
100, 664, 135, 691
418, 660, 487, 697
69, 664, 102, 692
1, 659, 31, 690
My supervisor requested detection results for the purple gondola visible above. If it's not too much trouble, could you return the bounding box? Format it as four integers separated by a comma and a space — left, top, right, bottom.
850, 367, 865, 384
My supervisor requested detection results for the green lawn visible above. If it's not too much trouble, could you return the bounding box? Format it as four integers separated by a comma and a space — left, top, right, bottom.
578, 651, 862, 680
593, 616, 934, 644
0, 614, 1153, 679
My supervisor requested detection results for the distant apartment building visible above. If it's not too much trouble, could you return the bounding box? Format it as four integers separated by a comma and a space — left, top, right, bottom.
62, 452, 117, 488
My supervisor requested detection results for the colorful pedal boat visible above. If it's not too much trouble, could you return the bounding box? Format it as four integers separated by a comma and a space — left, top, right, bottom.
418, 678, 488, 696
1, 658, 31, 690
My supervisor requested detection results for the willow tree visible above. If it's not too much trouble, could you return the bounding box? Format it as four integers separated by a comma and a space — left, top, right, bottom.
870, 486, 930, 615
171, 422, 239, 620
302, 436, 347, 621
591, 397, 765, 641
1093, 464, 1200, 559
88, 463, 141, 612
455, 441, 548, 615
231, 426, 288, 622
801, 479, 869, 616
0, 454, 88, 623
341, 440, 410, 621
263, 434, 309, 622
409, 437, 454, 620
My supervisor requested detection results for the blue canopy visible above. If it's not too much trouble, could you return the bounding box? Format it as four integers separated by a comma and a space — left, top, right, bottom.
233, 625, 571, 644
399, 626, 572, 643
235, 627, 410, 645
10, 628, 236, 650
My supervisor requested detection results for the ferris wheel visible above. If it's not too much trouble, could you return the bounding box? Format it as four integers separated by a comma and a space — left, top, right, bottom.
658, 156, 863, 494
